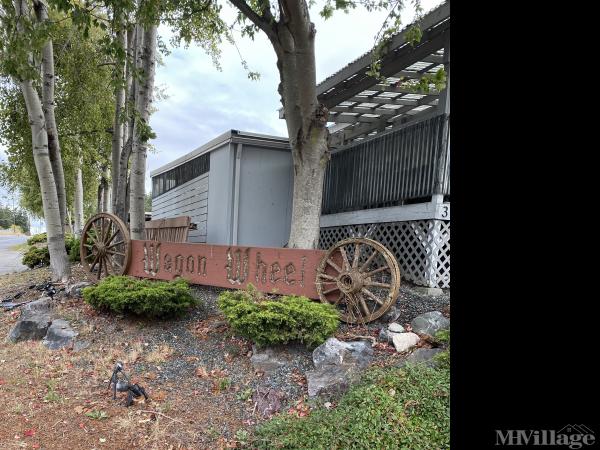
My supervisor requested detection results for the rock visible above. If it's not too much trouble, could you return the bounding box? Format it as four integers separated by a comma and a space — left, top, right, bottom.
312, 338, 373, 370
379, 304, 401, 323
66, 282, 93, 298
388, 322, 405, 333
392, 332, 420, 353
414, 287, 444, 296
307, 338, 374, 398
21, 297, 52, 317
250, 345, 299, 376
7, 314, 52, 343
42, 319, 78, 350
306, 366, 362, 398
252, 387, 285, 417
410, 311, 450, 338
404, 348, 444, 368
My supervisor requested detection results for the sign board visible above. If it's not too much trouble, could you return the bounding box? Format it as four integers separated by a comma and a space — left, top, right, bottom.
128, 240, 326, 299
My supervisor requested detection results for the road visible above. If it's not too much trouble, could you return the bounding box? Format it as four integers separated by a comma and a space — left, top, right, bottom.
0, 235, 28, 275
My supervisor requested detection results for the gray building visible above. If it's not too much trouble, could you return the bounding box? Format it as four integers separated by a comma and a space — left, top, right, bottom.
150, 130, 293, 248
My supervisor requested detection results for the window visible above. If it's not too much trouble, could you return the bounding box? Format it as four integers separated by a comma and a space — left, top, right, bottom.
151, 153, 210, 198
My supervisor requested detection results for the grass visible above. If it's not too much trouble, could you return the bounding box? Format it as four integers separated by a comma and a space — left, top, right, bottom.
253, 363, 450, 450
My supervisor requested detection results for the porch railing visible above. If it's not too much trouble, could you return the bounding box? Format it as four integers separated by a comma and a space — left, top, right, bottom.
321, 113, 450, 215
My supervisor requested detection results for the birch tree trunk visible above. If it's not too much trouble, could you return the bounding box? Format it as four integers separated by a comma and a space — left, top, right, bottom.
74, 160, 84, 236
129, 24, 157, 239
111, 12, 126, 213
34, 0, 68, 232
103, 168, 111, 212
230, 0, 329, 249
13, 0, 70, 281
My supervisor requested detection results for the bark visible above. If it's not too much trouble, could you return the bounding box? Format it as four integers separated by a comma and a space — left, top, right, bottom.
34, 0, 68, 232
129, 24, 157, 239
230, 0, 329, 249
13, 0, 70, 281
103, 168, 111, 212
111, 14, 126, 213
73, 160, 84, 236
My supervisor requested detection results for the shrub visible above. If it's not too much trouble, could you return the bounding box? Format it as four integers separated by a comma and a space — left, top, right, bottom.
22, 245, 50, 268
253, 364, 450, 449
217, 285, 339, 348
26, 232, 47, 245
65, 234, 81, 262
83, 275, 199, 318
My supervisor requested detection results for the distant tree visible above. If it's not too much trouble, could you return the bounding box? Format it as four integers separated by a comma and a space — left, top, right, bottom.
144, 192, 152, 212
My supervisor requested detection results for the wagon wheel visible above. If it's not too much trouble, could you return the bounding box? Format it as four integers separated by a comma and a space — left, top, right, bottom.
316, 238, 401, 324
80, 212, 131, 280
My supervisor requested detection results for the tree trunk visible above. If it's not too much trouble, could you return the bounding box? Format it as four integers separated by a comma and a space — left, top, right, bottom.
229, 0, 329, 249
111, 12, 126, 213
275, 0, 329, 249
13, 0, 70, 281
34, 0, 68, 232
74, 161, 84, 236
129, 24, 157, 239
103, 168, 111, 212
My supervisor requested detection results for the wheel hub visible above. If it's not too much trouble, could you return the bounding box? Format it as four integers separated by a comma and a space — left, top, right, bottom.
337, 271, 364, 294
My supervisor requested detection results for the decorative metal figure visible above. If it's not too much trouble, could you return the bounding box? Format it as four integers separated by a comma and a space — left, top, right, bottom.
108, 361, 149, 407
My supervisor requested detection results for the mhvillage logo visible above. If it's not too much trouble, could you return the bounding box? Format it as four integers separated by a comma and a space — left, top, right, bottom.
496, 425, 595, 448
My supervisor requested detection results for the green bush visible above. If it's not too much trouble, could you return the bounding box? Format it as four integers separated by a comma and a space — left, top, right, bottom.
253, 364, 450, 449
217, 285, 339, 349
26, 232, 47, 245
83, 275, 199, 318
22, 245, 50, 268
65, 234, 81, 262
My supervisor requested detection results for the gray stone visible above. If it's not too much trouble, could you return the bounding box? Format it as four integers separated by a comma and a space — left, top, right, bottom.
250, 346, 291, 376
378, 328, 394, 343
306, 366, 362, 398
392, 332, 420, 353
312, 338, 373, 370
379, 304, 401, 323
21, 297, 52, 317
252, 387, 285, 417
66, 282, 93, 297
414, 287, 444, 296
401, 348, 445, 368
42, 319, 78, 350
7, 314, 52, 343
388, 322, 405, 333
410, 311, 450, 338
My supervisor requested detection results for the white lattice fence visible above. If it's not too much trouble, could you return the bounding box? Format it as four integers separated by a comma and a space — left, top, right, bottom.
319, 219, 450, 288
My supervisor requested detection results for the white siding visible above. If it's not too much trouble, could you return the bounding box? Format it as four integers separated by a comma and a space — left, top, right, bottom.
151, 173, 209, 242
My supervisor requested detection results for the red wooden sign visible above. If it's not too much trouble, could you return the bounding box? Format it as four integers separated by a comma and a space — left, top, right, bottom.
128, 240, 326, 299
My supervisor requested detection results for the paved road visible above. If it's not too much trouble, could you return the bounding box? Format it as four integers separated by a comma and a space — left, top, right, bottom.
0, 235, 28, 275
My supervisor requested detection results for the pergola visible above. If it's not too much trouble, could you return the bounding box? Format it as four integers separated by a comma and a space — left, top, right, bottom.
316, 1, 450, 148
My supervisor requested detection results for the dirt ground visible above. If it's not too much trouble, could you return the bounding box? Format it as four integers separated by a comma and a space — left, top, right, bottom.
0, 265, 449, 449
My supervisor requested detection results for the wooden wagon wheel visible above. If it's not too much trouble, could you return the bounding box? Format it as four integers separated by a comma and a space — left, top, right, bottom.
316, 238, 401, 324
80, 212, 131, 280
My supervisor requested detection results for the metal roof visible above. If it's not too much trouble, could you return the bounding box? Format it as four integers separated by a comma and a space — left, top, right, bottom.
316, 1, 450, 147
150, 130, 289, 178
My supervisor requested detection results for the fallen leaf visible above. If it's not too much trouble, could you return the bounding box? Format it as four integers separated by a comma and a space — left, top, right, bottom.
195, 366, 209, 378
0, 378, 6, 385
23, 428, 36, 437
153, 390, 167, 401
74, 406, 84, 414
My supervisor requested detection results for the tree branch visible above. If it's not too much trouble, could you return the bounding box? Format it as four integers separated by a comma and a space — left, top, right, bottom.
228, 0, 278, 43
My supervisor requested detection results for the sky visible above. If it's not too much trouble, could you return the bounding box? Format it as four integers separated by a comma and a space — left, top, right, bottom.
0, 0, 442, 213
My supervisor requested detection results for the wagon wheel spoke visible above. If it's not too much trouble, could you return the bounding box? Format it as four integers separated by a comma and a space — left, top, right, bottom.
96, 257, 103, 280
106, 250, 126, 257
361, 287, 385, 306
325, 258, 343, 274
358, 293, 371, 318
366, 281, 391, 289
322, 286, 340, 296
317, 273, 337, 282
359, 250, 378, 272
107, 240, 124, 250
352, 243, 361, 269
89, 252, 100, 272
338, 246, 351, 272
364, 266, 390, 278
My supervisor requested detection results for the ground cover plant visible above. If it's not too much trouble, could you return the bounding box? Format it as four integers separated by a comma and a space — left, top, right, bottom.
26, 232, 47, 245
83, 275, 199, 318
253, 363, 450, 449
217, 284, 340, 348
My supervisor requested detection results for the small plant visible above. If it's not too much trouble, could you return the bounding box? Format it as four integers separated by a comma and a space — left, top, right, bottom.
26, 232, 47, 245
65, 234, 81, 262
237, 387, 253, 402
83, 275, 200, 318
22, 245, 50, 268
44, 380, 61, 403
215, 377, 231, 392
235, 429, 250, 446
86, 410, 109, 420
217, 284, 339, 348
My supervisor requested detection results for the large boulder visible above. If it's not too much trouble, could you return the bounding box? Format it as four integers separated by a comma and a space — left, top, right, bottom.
392, 332, 420, 353
312, 338, 373, 370
400, 348, 445, 368
21, 297, 53, 317
410, 311, 449, 338
306, 338, 373, 398
7, 314, 52, 343
42, 319, 78, 350
66, 282, 93, 298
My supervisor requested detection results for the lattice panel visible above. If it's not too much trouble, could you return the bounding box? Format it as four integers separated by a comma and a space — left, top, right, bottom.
319, 220, 450, 288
